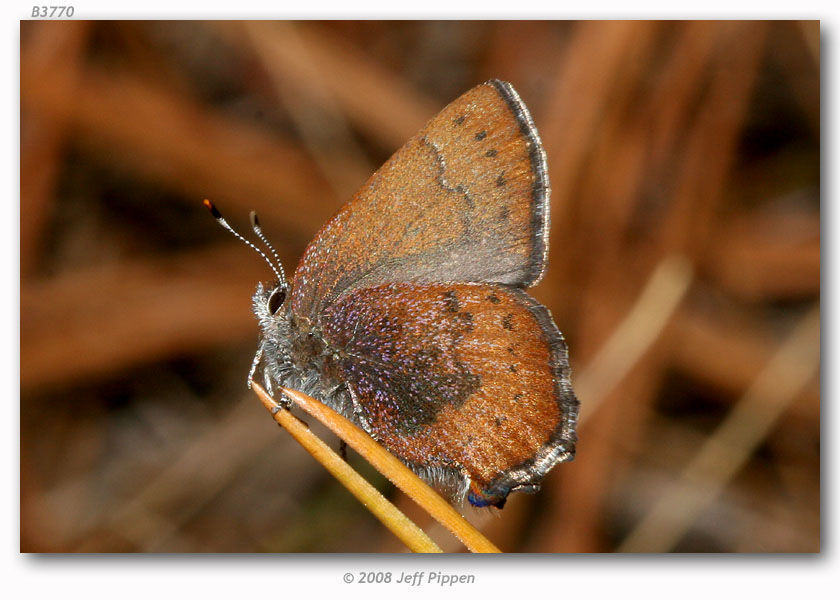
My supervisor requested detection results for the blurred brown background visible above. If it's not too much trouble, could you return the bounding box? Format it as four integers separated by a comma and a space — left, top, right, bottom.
20, 20, 820, 553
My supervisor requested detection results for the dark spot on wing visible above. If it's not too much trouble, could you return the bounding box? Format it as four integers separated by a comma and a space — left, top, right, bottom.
454, 115, 466, 125
513, 393, 524, 402
509, 364, 518, 373
376, 366, 481, 434
496, 172, 507, 187
487, 293, 501, 304
485, 148, 497, 157
475, 130, 487, 141
495, 416, 506, 427
442, 290, 460, 313
498, 205, 509, 222
502, 313, 514, 330
507, 345, 516, 355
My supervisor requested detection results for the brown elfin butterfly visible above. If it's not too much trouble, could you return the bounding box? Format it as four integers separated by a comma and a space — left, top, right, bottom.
206, 80, 578, 508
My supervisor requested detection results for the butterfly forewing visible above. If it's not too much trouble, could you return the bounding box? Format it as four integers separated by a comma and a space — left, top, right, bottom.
290, 80, 549, 322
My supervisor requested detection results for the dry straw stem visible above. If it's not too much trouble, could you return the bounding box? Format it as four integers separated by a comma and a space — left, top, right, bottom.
252, 382, 500, 553
617, 306, 820, 552
576, 254, 695, 424
251, 382, 441, 553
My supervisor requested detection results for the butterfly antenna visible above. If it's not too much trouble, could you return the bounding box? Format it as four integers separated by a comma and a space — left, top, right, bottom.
203, 199, 284, 284
250, 211, 287, 286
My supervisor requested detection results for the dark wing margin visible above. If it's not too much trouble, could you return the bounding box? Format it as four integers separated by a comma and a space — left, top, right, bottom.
488, 79, 551, 288
470, 287, 577, 507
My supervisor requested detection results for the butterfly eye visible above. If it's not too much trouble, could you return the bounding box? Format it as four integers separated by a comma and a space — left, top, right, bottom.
267, 288, 286, 315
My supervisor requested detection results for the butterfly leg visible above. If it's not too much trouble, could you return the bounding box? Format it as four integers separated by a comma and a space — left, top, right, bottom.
247, 345, 263, 389
262, 361, 296, 410
262, 364, 274, 397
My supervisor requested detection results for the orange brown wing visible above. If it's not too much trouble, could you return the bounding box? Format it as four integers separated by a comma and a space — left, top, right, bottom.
291, 80, 550, 323
321, 282, 577, 507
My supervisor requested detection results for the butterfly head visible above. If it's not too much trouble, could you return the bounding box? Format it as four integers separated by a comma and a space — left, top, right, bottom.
252, 280, 291, 334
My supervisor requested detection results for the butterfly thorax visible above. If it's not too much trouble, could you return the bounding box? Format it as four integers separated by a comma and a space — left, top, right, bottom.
251, 282, 353, 418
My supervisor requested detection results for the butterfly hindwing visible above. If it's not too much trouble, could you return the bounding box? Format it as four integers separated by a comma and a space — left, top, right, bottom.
291, 80, 549, 322
321, 282, 577, 507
